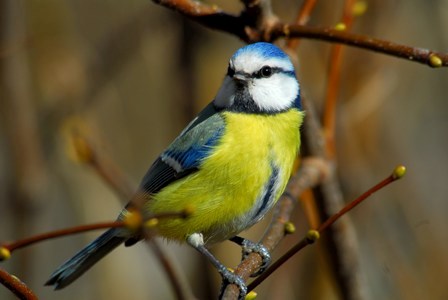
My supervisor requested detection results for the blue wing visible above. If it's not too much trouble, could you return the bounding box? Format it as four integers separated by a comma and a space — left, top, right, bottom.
139, 102, 225, 194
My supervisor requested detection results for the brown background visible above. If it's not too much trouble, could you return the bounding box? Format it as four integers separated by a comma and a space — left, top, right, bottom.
1, 1, 447, 299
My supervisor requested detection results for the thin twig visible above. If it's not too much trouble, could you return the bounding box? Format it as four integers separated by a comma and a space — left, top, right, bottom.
0, 268, 38, 300
318, 166, 405, 233
274, 23, 448, 67
286, 0, 318, 50
302, 94, 367, 300
323, 0, 357, 158
0, 209, 190, 254
70, 130, 194, 300
0, 1, 48, 297
70, 131, 136, 201
147, 237, 196, 300
2, 221, 126, 253
247, 165, 406, 292
221, 157, 329, 299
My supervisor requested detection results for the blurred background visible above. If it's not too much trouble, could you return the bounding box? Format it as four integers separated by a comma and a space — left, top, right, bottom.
1, 0, 447, 299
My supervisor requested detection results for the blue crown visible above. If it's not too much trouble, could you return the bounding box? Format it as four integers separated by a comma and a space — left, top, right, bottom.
232, 42, 289, 60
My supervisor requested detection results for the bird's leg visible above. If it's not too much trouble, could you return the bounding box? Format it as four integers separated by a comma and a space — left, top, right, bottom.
229, 236, 271, 277
187, 233, 247, 300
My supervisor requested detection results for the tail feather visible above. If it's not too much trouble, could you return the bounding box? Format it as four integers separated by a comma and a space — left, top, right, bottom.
45, 228, 126, 289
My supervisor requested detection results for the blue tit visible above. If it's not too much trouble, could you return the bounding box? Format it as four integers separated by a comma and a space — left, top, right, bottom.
46, 42, 304, 297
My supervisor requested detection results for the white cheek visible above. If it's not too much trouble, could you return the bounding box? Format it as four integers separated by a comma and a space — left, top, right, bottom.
214, 76, 236, 108
249, 75, 299, 111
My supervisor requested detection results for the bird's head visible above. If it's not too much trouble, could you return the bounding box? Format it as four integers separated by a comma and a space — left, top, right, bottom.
214, 42, 301, 113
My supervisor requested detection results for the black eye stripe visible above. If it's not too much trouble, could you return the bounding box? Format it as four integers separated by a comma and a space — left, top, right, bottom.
227, 65, 294, 79
253, 67, 284, 78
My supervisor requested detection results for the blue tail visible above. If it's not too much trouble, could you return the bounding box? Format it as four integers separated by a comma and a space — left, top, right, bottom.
45, 228, 126, 289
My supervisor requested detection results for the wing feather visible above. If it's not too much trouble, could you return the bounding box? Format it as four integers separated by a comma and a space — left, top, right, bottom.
139, 103, 224, 194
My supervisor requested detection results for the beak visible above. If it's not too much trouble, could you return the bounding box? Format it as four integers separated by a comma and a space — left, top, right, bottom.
232, 72, 249, 84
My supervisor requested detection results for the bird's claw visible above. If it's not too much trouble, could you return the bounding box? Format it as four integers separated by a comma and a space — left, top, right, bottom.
218, 267, 247, 300
240, 239, 271, 277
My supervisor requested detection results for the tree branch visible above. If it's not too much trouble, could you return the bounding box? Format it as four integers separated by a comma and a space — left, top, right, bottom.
152, 0, 448, 67
274, 23, 447, 67
152, 0, 246, 39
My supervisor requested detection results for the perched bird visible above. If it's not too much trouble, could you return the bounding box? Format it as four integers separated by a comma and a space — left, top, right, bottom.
46, 42, 304, 298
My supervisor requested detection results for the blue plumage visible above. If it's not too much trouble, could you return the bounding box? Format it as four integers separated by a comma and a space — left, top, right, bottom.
45, 229, 125, 289
252, 164, 280, 221
294, 93, 302, 110
163, 126, 224, 171
232, 42, 289, 60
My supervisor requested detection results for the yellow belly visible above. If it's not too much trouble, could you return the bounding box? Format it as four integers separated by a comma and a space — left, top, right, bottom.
146, 109, 303, 243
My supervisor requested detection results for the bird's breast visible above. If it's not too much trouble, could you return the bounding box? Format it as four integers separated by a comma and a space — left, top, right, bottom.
148, 109, 304, 243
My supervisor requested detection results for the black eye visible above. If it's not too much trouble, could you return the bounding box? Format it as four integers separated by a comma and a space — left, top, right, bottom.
260, 66, 272, 78
227, 65, 235, 77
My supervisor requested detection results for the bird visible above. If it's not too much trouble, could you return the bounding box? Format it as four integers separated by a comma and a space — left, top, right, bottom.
46, 42, 304, 298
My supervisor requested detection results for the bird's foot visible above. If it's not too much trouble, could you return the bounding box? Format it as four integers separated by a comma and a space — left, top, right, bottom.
230, 236, 271, 277
218, 267, 247, 300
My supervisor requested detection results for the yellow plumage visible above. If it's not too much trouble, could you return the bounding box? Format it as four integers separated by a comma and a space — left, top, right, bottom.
148, 109, 304, 243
